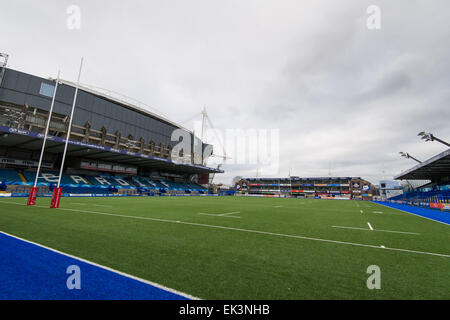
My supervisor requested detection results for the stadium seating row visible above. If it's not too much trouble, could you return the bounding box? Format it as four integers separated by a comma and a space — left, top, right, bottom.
0, 168, 23, 183
389, 189, 450, 204
0, 168, 207, 194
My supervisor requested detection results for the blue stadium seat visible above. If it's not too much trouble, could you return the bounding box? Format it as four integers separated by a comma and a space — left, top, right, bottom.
22, 170, 77, 185
2, 168, 206, 195
0, 168, 22, 184
85, 175, 132, 187
390, 188, 450, 204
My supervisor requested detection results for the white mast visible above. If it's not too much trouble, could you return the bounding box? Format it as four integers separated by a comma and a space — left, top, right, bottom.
201, 105, 207, 142
57, 58, 83, 188
34, 71, 61, 188
289, 165, 292, 198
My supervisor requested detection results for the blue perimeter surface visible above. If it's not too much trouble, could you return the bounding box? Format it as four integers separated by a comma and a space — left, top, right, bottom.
372, 201, 450, 225
0, 232, 190, 300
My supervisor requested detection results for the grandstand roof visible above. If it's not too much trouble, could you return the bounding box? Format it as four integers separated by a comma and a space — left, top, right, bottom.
394, 148, 450, 180
0, 126, 222, 175
58, 78, 193, 134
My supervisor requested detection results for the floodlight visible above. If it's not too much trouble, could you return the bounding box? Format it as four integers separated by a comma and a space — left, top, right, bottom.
417, 131, 449, 147
399, 151, 421, 163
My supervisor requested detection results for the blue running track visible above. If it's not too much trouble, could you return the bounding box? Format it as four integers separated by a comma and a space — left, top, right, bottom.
0, 232, 191, 300
372, 201, 450, 225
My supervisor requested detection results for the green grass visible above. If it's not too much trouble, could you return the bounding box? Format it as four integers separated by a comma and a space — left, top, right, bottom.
0, 196, 449, 299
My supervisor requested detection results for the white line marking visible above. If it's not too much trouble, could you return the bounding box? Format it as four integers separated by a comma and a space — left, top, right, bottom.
367, 222, 374, 231
71, 202, 87, 205
93, 204, 113, 208
0, 200, 444, 257
332, 225, 420, 235
332, 225, 370, 232
273, 205, 283, 208
372, 228, 421, 235
371, 202, 450, 226
0, 230, 198, 300
218, 211, 240, 216
198, 212, 241, 218
373, 211, 383, 214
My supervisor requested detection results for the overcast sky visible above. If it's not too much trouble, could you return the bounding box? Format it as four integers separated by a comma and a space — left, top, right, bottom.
2, 0, 449, 185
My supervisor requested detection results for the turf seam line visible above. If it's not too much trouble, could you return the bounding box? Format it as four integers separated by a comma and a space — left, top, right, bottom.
1, 200, 448, 258
0, 230, 200, 300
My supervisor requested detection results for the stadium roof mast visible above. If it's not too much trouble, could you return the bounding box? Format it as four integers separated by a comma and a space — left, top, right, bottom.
200, 106, 229, 186
399, 152, 422, 164
418, 132, 450, 147
200, 106, 229, 164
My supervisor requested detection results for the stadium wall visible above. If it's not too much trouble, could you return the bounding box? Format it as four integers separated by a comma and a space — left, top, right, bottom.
0, 68, 201, 150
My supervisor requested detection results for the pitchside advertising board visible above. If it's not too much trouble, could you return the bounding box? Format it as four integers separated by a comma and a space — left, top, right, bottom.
386, 200, 450, 211
430, 203, 449, 210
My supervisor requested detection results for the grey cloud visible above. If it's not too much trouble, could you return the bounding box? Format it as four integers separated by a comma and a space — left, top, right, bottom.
1, 0, 449, 185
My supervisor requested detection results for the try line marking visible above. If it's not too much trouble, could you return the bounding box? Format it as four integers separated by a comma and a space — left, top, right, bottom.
0, 200, 446, 258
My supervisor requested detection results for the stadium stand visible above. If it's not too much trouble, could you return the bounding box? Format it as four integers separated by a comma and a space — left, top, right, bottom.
22, 170, 80, 185
389, 189, 450, 204
392, 148, 450, 210
235, 177, 375, 200
0, 66, 218, 198
0, 167, 207, 196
